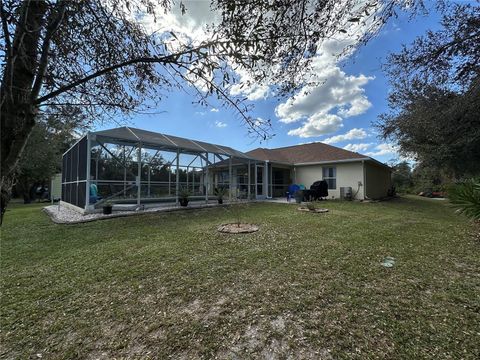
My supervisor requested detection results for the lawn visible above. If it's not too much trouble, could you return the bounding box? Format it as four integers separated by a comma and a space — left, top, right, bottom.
1, 197, 479, 359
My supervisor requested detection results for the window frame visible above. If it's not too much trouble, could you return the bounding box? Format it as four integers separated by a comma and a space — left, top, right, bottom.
322, 166, 337, 190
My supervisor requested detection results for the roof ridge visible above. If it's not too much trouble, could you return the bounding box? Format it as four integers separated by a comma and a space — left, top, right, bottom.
250, 142, 366, 157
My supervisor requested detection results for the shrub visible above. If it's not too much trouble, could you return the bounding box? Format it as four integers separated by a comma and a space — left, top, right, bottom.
306, 202, 316, 211
178, 187, 192, 199
214, 187, 228, 200
448, 179, 480, 220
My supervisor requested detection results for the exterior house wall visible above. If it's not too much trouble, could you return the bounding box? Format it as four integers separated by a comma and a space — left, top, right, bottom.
365, 162, 392, 199
295, 161, 365, 200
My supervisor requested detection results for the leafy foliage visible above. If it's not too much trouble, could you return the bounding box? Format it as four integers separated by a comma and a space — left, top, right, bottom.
379, 80, 480, 176
214, 187, 228, 200
15, 115, 83, 201
391, 161, 413, 193
0, 0, 427, 222
385, 3, 480, 88
377, 2, 480, 179
448, 180, 480, 220
306, 202, 316, 211
178, 187, 192, 199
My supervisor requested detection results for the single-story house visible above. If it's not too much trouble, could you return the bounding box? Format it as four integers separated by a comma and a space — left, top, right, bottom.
60, 127, 392, 213
210, 142, 392, 200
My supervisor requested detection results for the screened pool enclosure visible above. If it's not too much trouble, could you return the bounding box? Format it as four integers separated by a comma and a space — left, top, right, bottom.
61, 127, 258, 213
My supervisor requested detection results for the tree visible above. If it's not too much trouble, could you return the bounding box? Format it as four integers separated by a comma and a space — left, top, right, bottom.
384, 2, 480, 88
14, 114, 84, 202
0, 0, 424, 223
377, 2, 480, 178
392, 161, 413, 192
378, 79, 480, 177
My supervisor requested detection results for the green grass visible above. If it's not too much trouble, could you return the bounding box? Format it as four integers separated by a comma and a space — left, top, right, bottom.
1, 197, 479, 359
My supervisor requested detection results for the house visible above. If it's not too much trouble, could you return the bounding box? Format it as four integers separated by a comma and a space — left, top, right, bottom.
236, 142, 392, 200
60, 127, 392, 213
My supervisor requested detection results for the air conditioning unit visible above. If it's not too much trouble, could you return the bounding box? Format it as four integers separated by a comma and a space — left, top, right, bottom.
340, 186, 353, 200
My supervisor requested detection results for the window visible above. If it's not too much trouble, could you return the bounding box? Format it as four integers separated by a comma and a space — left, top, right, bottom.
217, 171, 230, 184
322, 167, 336, 189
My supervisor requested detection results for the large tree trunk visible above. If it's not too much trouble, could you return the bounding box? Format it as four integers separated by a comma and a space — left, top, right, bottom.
1, 1, 48, 224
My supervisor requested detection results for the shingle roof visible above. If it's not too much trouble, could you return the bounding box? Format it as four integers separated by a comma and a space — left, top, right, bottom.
247, 142, 368, 165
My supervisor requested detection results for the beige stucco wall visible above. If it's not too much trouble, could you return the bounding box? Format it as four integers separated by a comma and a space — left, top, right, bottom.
294, 161, 365, 200
364, 162, 392, 199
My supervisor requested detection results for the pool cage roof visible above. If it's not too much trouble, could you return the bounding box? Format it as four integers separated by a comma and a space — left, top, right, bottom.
92, 126, 257, 160
61, 126, 258, 213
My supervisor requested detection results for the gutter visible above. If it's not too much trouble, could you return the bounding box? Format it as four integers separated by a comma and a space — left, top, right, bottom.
294, 157, 392, 170
293, 158, 371, 166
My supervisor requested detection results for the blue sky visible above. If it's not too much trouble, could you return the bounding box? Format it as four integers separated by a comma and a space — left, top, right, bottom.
94, 3, 445, 164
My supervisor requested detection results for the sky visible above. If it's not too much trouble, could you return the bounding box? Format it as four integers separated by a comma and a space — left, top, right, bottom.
93, 1, 447, 165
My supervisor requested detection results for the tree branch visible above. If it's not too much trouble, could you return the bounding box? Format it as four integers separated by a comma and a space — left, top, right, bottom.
175, 62, 270, 139
0, 0, 12, 58
30, 0, 67, 102
34, 31, 315, 106
34, 40, 221, 104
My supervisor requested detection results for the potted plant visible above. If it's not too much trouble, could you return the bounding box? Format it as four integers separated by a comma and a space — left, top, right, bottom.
178, 188, 192, 207
214, 187, 228, 204
102, 201, 113, 215
294, 190, 304, 204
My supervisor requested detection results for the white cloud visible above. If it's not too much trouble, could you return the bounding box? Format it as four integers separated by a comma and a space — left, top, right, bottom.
287, 113, 343, 138
365, 143, 398, 157
343, 143, 372, 152
276, 67, 373, 123
131, 1, 381, 140
322, 128, 368, 144
275, 7, 380, 138
136, 1, 218, 42
210, 108, 219, 112
276, 64, 373, 137
229, 67, 270, 101
214, 121, 227, 128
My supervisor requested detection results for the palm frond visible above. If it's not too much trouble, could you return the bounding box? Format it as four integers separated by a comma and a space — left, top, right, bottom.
448, 180, 480, 220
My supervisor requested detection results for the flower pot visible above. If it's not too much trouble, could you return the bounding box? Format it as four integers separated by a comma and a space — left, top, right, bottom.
103, 205, 112, 215
179, 198, 189, 207
218, 198, 223, 204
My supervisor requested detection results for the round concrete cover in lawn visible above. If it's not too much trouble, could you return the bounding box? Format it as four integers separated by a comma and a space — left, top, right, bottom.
217, 223, 259, 234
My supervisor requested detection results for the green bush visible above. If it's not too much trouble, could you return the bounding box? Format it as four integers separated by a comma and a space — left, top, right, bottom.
448, 179, 480, 220
306, 202, 316, 211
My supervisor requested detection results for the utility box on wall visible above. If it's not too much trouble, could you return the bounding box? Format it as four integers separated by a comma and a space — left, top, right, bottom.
340, 186, 352, 200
